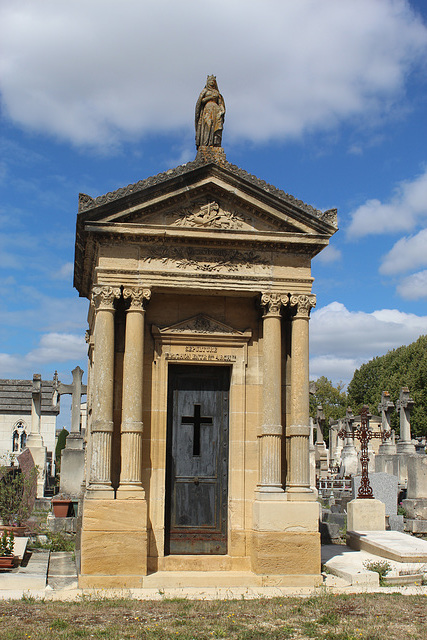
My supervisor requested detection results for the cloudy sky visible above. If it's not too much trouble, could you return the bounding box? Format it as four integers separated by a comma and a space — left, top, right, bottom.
1, 0, 427, 425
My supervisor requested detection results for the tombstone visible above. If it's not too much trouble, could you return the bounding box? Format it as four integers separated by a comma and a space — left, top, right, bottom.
339, 408, 358, 476
377, 391, 396, 454
396, 387, 416, 454
314, 405, 329, 479
53, 367, 87, 496
402, 455, 427, 526
25, 374, 47, 497
351, 471, 402, 530
308, 417, 317, 494
74, 78, 337, 589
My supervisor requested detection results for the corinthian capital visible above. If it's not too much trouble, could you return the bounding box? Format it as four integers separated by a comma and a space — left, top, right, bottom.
123, 287, 151, 310
289, 294, 316, 317
92, 285, 121, 311
261, 292, 289, 316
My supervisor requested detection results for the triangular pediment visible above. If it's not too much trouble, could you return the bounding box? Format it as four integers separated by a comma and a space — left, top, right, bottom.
156, 314, 244, 336
78, 161, 337, 237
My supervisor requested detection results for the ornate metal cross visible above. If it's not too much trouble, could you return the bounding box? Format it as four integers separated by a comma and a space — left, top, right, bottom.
338, 405, 391, 499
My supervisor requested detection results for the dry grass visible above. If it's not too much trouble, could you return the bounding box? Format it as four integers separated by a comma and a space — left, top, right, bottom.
0, 592, 426, 639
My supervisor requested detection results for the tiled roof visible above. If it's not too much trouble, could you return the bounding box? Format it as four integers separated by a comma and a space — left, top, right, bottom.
0, 379, 59, 415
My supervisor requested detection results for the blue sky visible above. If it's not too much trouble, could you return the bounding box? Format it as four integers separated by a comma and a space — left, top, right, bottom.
1, 0, 427, 427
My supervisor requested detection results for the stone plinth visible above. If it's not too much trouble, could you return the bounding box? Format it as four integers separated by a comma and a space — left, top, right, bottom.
351, 472, 398, 516
347, 498, 385, 532
79, 498, 148, 588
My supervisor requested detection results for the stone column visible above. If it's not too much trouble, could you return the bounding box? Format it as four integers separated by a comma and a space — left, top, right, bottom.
88, 285, 120, 497
287, 294, 316, 498
117, 287, 151, 499
258, 292, 288, 493
396, 387, 416, 453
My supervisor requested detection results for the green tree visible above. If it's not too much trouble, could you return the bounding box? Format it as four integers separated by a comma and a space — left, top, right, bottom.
309, 376, 348, 427
347, 334, 427, 437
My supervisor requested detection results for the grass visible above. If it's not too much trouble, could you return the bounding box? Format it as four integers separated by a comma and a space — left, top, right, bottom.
0, 593, 426, 639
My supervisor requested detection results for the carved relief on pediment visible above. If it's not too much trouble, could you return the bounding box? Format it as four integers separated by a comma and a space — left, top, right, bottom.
171, 201, 252, 230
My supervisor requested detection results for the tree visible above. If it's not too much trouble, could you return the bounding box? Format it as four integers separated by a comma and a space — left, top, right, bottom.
309, 376, 348, 428
347, 334, 427, 437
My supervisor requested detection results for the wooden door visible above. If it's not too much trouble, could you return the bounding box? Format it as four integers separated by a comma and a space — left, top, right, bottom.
165, 365, 230, 555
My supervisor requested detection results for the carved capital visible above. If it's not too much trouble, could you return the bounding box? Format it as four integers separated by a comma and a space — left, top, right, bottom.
92, 286, 121, 311
123, 287, 151, 310
261, 292, 288, 316
290, 294, 316, 318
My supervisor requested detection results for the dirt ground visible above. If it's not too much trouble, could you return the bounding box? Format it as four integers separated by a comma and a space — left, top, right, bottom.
0, 592, 426, 639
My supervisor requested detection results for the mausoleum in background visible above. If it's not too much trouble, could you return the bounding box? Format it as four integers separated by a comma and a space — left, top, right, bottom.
74, 77, 337, 588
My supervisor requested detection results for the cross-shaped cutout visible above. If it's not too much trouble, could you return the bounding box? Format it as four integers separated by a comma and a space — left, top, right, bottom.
181, 404, 213, 456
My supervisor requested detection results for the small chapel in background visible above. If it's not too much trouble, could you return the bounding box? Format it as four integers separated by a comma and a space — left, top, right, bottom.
74, 77, 337, 588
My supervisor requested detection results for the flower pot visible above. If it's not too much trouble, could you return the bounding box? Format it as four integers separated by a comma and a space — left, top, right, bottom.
0, 525, 26, 537
0, 556, 16, 570
52, 499, 72, 517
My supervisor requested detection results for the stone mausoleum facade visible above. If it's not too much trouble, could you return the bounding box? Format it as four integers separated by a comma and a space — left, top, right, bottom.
74, 138, 337, 588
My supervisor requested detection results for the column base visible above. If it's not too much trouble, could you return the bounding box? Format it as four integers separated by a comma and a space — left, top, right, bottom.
116, 484, 146, 500
396, 442, 416, 453
286, 487, 316, 501
85, 484, 115, 499
79, 498, 148, 584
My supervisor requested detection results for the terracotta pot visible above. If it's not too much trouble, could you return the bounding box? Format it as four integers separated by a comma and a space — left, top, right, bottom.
52, 499, 72, 517
0, 525, 26, 537
0, 556, 15, 570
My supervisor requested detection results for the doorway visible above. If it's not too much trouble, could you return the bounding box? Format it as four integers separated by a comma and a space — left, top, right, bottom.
165, 365, 230, 554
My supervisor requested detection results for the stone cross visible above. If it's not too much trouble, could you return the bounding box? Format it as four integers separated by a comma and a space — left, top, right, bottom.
377, 391, 395, 453
53, 367, 87, 446
339, 407, 355, 450
316, 404, 325, 444
396, 386, 416, 453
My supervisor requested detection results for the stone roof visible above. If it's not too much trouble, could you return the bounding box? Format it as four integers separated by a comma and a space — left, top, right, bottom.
78, 148, 337, 228
0, 379, 59, 415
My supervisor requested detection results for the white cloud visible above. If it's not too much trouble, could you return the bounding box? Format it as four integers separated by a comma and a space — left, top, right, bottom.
0, 332, 86, 378
396, 270, 427, 300
0, 0, 426, 148
347, 167, 427, 238
309, 302, 427, 384
380, 228, 427, 275
51, 262, 74, 281
314, 244, 342, 264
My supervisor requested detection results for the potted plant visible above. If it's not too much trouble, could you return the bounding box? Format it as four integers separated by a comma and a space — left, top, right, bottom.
51, 494, 72, 517
0, 466, 38, 535
0, 530, 15, 570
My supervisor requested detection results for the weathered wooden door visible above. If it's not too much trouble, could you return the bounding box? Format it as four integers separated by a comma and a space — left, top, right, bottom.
165, 365, 230, 555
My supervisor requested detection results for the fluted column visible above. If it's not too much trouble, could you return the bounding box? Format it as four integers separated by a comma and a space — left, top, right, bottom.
88, 285, 120, 496
287, 294, 316, 497
258, 292, 288, 493
117, 287, 151, 499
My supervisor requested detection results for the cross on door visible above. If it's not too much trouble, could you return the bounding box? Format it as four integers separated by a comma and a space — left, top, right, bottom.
181, 404, 213, 456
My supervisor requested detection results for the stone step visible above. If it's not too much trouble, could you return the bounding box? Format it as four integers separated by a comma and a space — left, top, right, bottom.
156, 555, 250, 572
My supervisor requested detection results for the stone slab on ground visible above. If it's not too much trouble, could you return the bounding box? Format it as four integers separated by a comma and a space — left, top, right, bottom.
405, 519, 427, 533
12, 537, 28, 560
347, 530, 427, 562
322, 543, 427, 586
48, 552, 78, 590
0, 550, 49, 590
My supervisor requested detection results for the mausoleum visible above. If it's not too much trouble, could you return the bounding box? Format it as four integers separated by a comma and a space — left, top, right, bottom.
74, 78, 337, 588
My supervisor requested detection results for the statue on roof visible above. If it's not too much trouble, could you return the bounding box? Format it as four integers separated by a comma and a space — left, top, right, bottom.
195, 75, 225, 149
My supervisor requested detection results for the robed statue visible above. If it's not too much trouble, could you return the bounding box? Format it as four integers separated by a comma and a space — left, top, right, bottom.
195, 75, 225, 148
